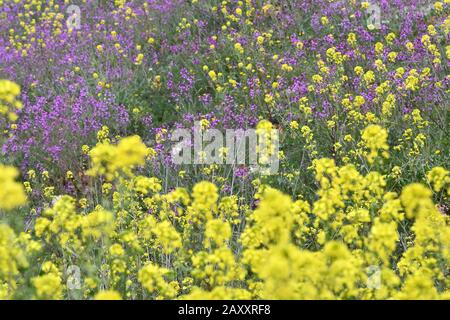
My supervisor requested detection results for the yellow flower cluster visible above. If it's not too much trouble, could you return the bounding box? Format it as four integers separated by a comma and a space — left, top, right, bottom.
34, 195, 114, 249
0, 225, 28, 298
87, 134, 155, 180
0, 224, 41, 299
0, 79, 22, 122
361, 125, 389, 164
0, 165, 27, 211
427, 167, 450, 193
138, 263, 177, 299
32, 273, 63, 300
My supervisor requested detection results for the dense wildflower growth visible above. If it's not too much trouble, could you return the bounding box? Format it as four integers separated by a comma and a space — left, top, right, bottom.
0, 0, 449, 300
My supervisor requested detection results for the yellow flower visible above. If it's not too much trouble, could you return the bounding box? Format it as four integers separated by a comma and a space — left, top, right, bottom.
400, 183, 433, 219
262, 4, 272, 14
88, 135, 151, 179
109, 244, 125, 257
427, 167, 449, 192
354, 95, 366, 107
234, 42, 244, 54
312, 74, 323, 83
81, 207, 114, 240
257, 35, 264, 44
208, 70, 217, 81
434, 2, 443, 12
361, 125, 389, 163
347, 33, 357, 46
0, 79, 22, 122
264, 93, 274, 104
281, 63, 293, 72
0, 165, 27, 210
354, 66, 364, 76
94, 290, 122, 300
134, 176, 162, 195
138, 263, 177, 298
191, 181, 218, 217
385, 32, 396, 43
32, 274, 63, 300
404, 75, 419, 91
0, 224, 29, 296
290, 121, 299, 130
363, 70, 375, 85
375, 42, 384, 55
66, 171, 74, 180
395, 273, 439, 299
134, 53, 144, 65
388, 52, 397, 62
205, 219, 231, 247
405, 41, 415, 51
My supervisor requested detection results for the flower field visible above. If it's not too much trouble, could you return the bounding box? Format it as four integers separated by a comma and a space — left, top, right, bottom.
0, 0, 449, 300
